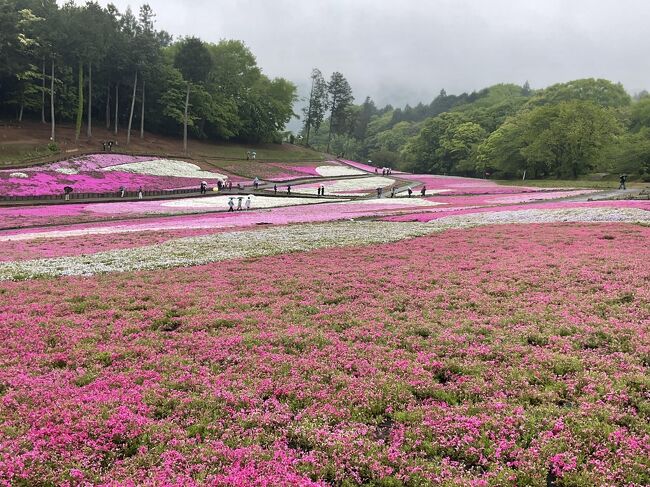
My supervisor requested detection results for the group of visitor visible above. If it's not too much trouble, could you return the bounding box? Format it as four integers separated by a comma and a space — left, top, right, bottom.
375, 185, 426, 198
271, 184, 293, 194
117, 186, 143, 199
228, 196, 252, 211
317, 185, 326, 196
216, 180, 233, 191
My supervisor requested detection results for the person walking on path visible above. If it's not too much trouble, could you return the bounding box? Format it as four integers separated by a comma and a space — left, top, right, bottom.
376, 187, 382, 198
228, 197, 235, 212
407, 187, 413, 198
619, 174, 628, 190
420, 186, 426, 197
245, 196, 252, 210
254, 177, 260, 189
138, 186, 143, 199
274, 184, 277, 194
119, 186, 125, 198
237, 196, 244, 210
390, 187, 396, 198
228, 181, 233, 191
321, 185, 325, 196
287, 185, 291, 195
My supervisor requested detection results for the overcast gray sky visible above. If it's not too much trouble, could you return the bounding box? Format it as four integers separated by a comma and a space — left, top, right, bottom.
96, 0, 648, 109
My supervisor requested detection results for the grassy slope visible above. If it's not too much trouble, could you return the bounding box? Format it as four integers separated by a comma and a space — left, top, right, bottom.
0, 121, 324, 169
496, 179, 646, 190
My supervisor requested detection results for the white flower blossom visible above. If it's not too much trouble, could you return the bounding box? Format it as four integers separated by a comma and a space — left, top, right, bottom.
102, 159, 226, 179
315, 165, 366, 177
293, 176, 395, 195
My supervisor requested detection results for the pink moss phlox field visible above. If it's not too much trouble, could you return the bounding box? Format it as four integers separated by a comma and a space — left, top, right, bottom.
0, 223, 649, 484
263, 164, 323, 181
382, 200, 650, 222
0, 228, 218, 262
0, 154, 243, 197
399, 174, 545, 195
339, 159, 405, 174
0, 199, 441, 238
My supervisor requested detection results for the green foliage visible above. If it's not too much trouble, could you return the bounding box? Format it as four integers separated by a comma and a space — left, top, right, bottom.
0, 2, 296, 144
528, 78, 631, 109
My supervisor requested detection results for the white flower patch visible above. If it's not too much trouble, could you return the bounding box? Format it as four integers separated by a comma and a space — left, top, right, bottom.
102, 159, 226, 179
2, 207, 647, 281
315, 165, 366, 177
161, 195, 339, 209
293, 176, 395, 195
0, 221, 434, 280
54, 167, 79, 175
9, 172, 29, 178
428, 207, 650, 230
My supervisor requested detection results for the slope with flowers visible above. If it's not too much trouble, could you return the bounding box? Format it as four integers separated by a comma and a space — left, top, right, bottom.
0, 154, 246, 197
1, 222, 649, 485
0, 155, 649, 486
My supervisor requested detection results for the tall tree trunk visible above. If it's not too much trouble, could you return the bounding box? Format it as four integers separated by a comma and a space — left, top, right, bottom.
126, 70, 138, 145
75, 61, 84, 143
326, 96, 337, 154
41, 59, 46, 124
18, 101, 24, 122
140, 79, 145, 139
114, 83, 119, 135
50, 58, 56, 142
105, 82, 111, 129
87, 61, 92, 138
183, 82, 190, 155
305, 76, 314, 145
326, 109, 334, 154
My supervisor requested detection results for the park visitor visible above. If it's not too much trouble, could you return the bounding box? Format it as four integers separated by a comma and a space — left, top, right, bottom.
274, 184, 277, 194
237, 196, 243, 210
390, 187, 396, 198
119, 186, 125, 198
407, 188, 413, 198
619, 174, 627, 190
420, 186, 426, 197
138, 187, 143, 199
228, 197, 235, 212
287, 185, 291, 194
245, 196, 251, 210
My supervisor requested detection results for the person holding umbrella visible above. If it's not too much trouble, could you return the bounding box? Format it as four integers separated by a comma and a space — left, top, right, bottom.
64, 186, 73, 201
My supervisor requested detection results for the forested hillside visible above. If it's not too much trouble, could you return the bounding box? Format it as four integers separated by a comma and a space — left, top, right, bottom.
305, 78, 650, 180
0, 1, 297, 148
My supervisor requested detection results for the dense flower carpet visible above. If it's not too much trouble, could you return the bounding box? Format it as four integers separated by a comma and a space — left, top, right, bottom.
0, 154, 648, 485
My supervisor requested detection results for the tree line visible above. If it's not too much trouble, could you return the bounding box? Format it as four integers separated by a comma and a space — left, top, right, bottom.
303, 77, 650, 180
0, 0, 297, 150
